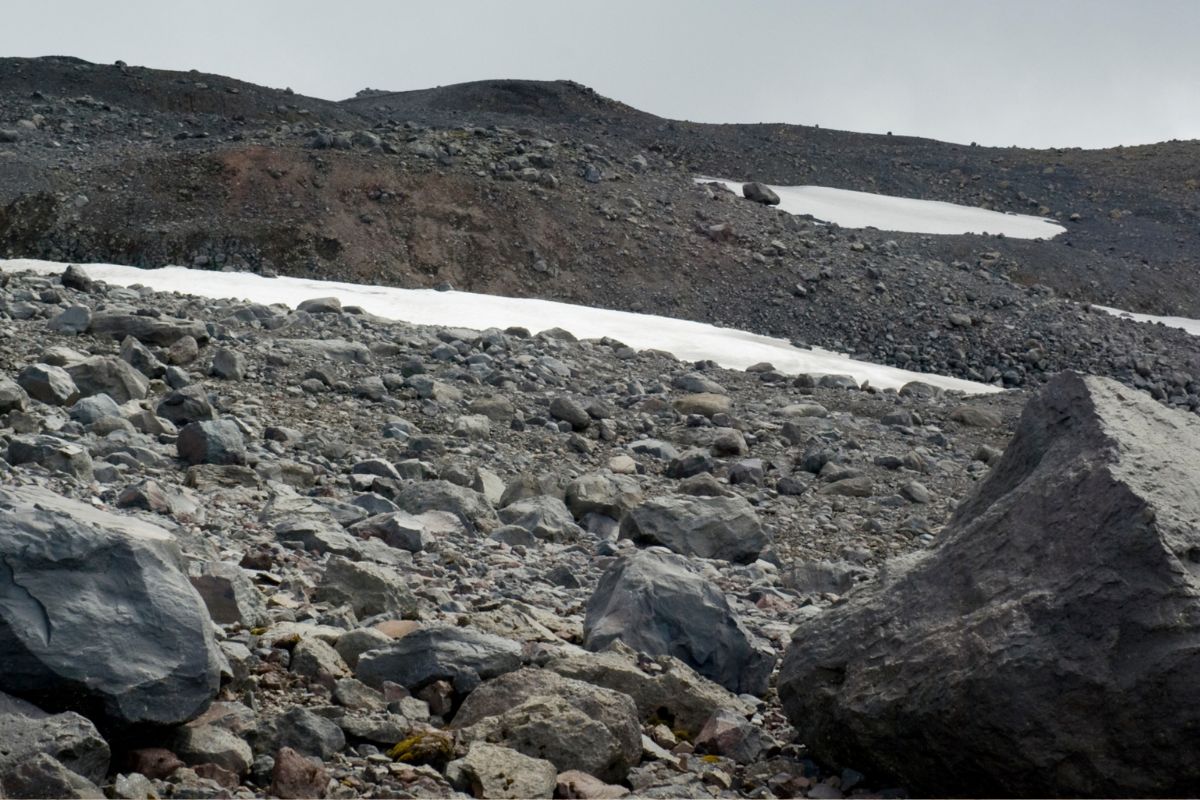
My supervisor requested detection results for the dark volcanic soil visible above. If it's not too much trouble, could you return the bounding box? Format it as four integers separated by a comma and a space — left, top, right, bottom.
2, 56, 1199, 409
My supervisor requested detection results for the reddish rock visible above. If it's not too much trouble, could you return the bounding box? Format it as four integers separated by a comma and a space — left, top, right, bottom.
193, 762, 239, 788
125, 748, 184, 780
271, 747, 328, 799
555, 769, 630, 798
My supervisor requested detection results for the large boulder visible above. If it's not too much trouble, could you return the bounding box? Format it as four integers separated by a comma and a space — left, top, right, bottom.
742, 182, 781, 205
565, 471, 643, 521
177, 419, 246, 466
547, 641, 752, 736
583, 548, 774, 696
355, 625, 521, 694
7, 435, 93, 480
453, 668, 641, 782
497, 495, 582, 542
395, 480, 497, 533
0, 691, 110, 784
445, 742, 557, 800
314, 555, 418, 619
619, 495, 768, 563
65, 355, 149, 403
17, 363, 79, 406
779, 373, 1200, 797
88, 311, 209, 346
0, 486, 221, 728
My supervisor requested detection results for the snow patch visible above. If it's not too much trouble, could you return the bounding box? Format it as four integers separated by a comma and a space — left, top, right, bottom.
698, 177, 1066, 239
1096, 305, 1200, 337
0, 259, 998, 394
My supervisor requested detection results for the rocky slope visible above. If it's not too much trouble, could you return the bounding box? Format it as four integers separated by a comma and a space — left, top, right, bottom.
2, 57, 1200, 406
0, 263, 1024, 798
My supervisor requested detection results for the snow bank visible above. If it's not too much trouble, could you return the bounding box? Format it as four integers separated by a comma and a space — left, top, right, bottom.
697, 178, 1066, 239
0, 259, 997, 394
1096, 305, 1200, 337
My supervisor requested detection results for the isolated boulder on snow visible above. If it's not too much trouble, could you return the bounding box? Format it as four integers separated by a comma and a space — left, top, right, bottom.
779, 372, 1200, 797
584, 548, 774, 696
0, 485, 221, 728
742, 182, 780, 205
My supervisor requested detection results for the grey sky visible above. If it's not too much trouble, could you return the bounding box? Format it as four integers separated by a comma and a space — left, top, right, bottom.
4, 0, 1198, 149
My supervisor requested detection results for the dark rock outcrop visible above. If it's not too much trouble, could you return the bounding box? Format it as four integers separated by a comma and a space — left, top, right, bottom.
779, 373, 1200, 797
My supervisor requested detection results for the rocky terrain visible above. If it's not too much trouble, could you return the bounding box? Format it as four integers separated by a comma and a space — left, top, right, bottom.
3, 55, 1200, 800
0, 263, 1026, 798
2, 57, 1200, 407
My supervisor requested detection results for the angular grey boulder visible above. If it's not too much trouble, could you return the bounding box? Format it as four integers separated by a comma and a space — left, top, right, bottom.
619, 494, 768, 564
355, 625, 521, 694
17, 363, 79, 406
177, 419, 247, 466
497, 495, 582, 542
88, 311, 208, 346
547, 640, 752, 736
314, 555, 417, 619
65, 355, 150, 403
0, 376, 29, 413
7, 435, 93, 480
453, 668, 641, 782
584, 548, 774, 696
395, 480, 497, 533
0, 486, 221, 728
779, 373, 1200, 797
157, 385, 216, 425
0, 691, 110, 784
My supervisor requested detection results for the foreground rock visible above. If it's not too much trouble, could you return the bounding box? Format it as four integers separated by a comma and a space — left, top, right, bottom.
584, 548, 774, 696
0, 691, 109, 784
0, 485, 221, 728
780, 373, 1200, 797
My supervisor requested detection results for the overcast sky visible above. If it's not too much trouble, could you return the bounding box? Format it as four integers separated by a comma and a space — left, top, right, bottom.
4, 0, 1198, 149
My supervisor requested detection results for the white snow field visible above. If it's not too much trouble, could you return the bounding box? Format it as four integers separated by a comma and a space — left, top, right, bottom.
697, 178, 1066, 239
1096, 305, 1200, 337
0, 259, 997, 394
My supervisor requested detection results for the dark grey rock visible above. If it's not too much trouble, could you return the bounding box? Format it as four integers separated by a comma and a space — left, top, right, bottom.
88, 312, 208, 346
355, 625, 522, 694
17, 363, 79, 406
497, 495, 582, 542
619, 495, 768, 563
177, 419, 247, 466
742, 182, 780, 205
779, 373, 1200, 797
210, 348, 246, 380
584, 548, 774, 696
65, 355, 149, 402
119, 336, 166, 379
0, 752, 104, 799
7, 435, 93, 480
0, 486, 220, 728
157, 385, 216, 425
0, 691, 109, 784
